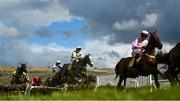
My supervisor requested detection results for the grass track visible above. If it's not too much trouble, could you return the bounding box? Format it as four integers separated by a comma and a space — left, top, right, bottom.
0, 66, 179, 100
0, 86, 180, 100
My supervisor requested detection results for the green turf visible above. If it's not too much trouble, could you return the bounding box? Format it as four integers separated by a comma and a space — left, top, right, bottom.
0, 86, 180, 100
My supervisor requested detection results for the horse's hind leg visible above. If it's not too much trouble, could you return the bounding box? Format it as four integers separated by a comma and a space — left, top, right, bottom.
174, 68, 180, 85
165, 69, 177, 86
157, 70, 164, 78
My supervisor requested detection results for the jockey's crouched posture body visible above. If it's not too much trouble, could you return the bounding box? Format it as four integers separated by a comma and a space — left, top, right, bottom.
12, 64, 27, 77
71, 46, 82, 70
129, 30, 149, 67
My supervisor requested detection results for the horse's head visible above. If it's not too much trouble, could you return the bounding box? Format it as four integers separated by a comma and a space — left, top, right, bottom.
19, 63, 27, 73
149, 30, 163, 50
83, 54, 94, 67
20, 63, 27, 69
21, 63, 26, 68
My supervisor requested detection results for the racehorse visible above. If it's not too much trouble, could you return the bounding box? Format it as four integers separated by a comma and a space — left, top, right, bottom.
44, 54, 94, 87
11, 63, 29, 85
160, 42, 180, 86
74, 54, 93, 77
115, 30, 163, 90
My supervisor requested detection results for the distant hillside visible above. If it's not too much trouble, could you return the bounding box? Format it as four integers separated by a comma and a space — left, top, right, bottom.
87, 68, 114, 75
0, 66, 50, 73
0, 66, 114, 75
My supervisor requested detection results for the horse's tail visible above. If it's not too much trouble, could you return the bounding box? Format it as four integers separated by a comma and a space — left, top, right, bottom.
115, 58, 123, 80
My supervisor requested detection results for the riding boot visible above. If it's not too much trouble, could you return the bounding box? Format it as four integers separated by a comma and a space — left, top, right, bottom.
129, 57, 135, 67
136, 53, 141, 63
71, 60, 76, 70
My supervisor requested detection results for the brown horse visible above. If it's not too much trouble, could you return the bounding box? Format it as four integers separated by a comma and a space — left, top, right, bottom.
162, 42, 180, 86
115, 31, 163, 90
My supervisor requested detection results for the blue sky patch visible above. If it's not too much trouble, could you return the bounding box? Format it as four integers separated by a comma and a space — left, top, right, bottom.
27, 19, 89, 47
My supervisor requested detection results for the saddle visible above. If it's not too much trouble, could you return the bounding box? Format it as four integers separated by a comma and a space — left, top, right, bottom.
145, 53, 156, 64
129, 53, 156, 68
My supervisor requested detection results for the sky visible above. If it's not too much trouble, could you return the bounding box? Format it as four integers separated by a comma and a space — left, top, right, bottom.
0, 0, 179, 68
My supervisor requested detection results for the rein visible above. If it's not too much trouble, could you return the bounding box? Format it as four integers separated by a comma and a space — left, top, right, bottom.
145, 53, 156, 59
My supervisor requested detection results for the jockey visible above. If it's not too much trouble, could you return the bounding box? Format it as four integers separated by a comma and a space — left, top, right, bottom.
129, 30, 149, 67
52, 60, 63, 72
71, 46, 82, 70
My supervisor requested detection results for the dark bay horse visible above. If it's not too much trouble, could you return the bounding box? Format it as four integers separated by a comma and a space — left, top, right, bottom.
161, 42, 180, 86
11, 63, 29, 85
115, 31, 163, 90
44, 54, 94, 87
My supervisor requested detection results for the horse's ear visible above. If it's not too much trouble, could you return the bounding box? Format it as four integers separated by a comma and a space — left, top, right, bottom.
155, 29, 157, 33
147, 30, 152, 35
154, 29, 158, 34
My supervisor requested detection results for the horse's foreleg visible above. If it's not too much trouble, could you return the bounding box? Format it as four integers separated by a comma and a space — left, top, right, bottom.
123, 78, 126, 89
117, 75, 125, 91
153, 73, 160, 88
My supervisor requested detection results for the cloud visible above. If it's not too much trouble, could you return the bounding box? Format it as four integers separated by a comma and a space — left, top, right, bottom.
142, 13, 158, 27
67, 0, 180, 43
34, 27, 51, 38
0, 35, 132, 67
0, 0, 74, 26
29, 43, 72, 66
59, 30, 75, 39
31, 43, 71, 53
161, 42, 175, 53
0, 38, 176, 68
19, 2, 73, 26
84, 38, 132, 68
17, 4, 72, 26
113, 19, 139, 30
113, 13, 158, 31
1, 0, 179, 42
0, 22, 19, 38
0, 0, 22, 9
0, 40, 73, 66
0, 39, 32, 66
0, 0, 179, 67
0, 0, 78, 39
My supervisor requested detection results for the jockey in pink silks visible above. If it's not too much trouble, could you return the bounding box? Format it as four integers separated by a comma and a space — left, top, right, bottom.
129, 30, 149, 67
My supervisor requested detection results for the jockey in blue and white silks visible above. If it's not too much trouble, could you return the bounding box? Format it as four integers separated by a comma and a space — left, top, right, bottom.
52, 60, 63, 72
